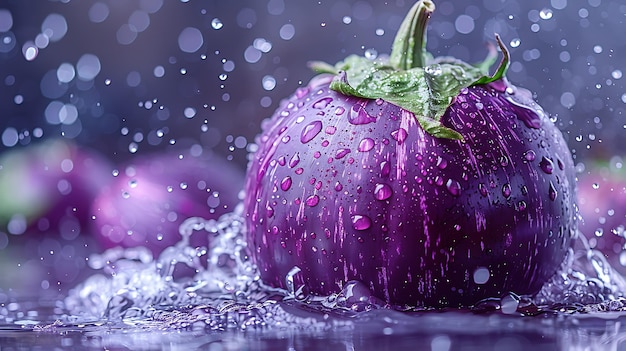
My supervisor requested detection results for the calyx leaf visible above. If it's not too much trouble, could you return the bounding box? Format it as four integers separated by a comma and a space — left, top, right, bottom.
310, 0, 511, 141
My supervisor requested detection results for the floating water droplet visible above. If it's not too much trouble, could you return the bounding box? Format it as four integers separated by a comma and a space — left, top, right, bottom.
364, 48, 378, 60
351, 214, 372, 231
374, 183, 393, 200
211, 18, 223, 30
539, 8, 553, 20
473, 267, 490, 284
300, 120, 322, 143
510, 38, 521, 48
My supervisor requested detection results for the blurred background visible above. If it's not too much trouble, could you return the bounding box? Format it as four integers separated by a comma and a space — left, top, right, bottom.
0, 0, 625, 293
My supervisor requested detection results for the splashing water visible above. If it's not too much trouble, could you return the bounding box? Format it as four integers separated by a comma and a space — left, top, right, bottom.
54, 201, 626, 337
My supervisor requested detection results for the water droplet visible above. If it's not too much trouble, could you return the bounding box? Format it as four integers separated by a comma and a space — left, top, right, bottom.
502, 183, 512, 198
500, 294, 520, 314
325, 126, 336, 135
306, 195, 319, 207
295, 87, 310, 98
520, 185, 529, 195
358, 138, 375, 152
374, 183, 393, 200
364, 48, 378, 60
473, 267, 490, 284
524, 150, 536, 161
280, 176, 292, 191
425, 64, 442, 76
436, 156, 448, 169
335, 148, 350, 159
380, 161, 391, 178
312, 97, 332, 109
266, 205, 274, 217
289, 153, 300, 168
435, 176, 444, 186
334, 182, 343, 191
446, 179, 461, 196
301, 120, 322, 143
539, 156, 554, 174
211, 18, 223, 30
499, 156, 509, 167
518, 200, 527, 211
391, 128, 408, 144
539, 8, 553, 20
348, 104, 376, 125
548, 181, 557, 201
351, 215, 372, 231
478, 183, 488, 197
335, 106, 345, 115
510, 38, 521, 48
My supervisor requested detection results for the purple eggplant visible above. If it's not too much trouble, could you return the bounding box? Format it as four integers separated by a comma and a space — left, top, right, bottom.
243, 1, 577, 308
91, 152, 244, 255
0, 139, 111, 238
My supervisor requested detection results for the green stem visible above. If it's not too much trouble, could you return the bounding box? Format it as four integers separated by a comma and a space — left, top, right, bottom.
389, 0, 435, 70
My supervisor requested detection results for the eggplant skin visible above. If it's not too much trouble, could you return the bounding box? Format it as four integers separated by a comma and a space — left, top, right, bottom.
244, 74, 577, 308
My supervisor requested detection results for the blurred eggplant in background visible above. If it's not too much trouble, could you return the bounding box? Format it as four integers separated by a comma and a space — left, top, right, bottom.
91, 151, 244, 255
0, 138, 112, 239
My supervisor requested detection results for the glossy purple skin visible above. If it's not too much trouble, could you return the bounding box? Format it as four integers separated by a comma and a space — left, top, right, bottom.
244, 75, 578, 307
92, 153, 244, 255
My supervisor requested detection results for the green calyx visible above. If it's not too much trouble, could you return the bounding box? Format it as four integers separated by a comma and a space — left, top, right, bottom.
308, 0, 510, 141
